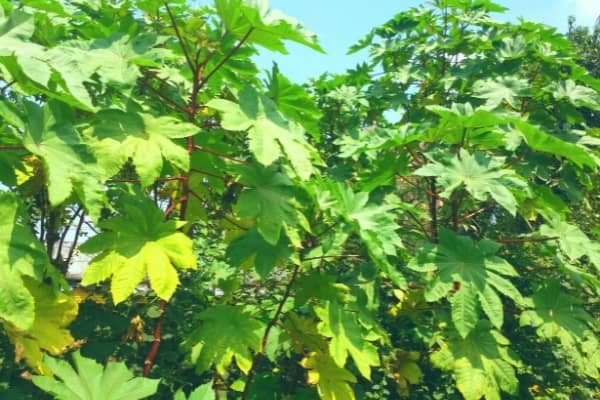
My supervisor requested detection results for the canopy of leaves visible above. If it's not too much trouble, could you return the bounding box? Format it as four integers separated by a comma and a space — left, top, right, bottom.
1, 0, 600, 399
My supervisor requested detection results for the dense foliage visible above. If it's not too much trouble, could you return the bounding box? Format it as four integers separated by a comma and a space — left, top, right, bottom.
0, 0, 599, 399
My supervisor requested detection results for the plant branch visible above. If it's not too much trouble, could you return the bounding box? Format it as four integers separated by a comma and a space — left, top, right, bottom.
198, 28, 254, 91
55, 206, 83, 264
302, 254, 363, 262
429, 178, 438, 242
0, 80, 15, 94
0, 144, 25, 150
164, 3, 196, 75
497, 236, 559, 244
106, 176, 183, 184
65, 211, 86, 267
241, 262, 301, 399
193, 144, 249, 165
457, 205, 490, 224
222, 215, 248, 231
190, 168, 229, 181
142, 79, 189, 115
397, 175, 443, 200
143, 300, 166, 376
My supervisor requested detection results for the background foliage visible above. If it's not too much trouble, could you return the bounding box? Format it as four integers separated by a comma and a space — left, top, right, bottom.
0, 0, 599, 399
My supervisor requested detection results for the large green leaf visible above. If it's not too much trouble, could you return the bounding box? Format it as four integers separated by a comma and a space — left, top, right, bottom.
520, 280, 594, 346
90, 109, 199, 186
539, 213, 600, 272
226, 227, 293, 277
414, 150, 525, 215
22, 101, 108, 219
233, 165, 303, 245
79, 196, 197, 304
513, 120, 596, 169
215, 0, 323, 53
407, 230, 522, 336
0, 192, 50, 330
472, 76, 530, 110
5, 279, 78, 375
0, 10, 51, 87
323, 182, 405, 287
207, 85, 317, 179
314, 301, 380, 379
45, 34, 167, 109
31, 351, 159, 400
174, 383, 215, 400
265, 63, 322, 138
549, 79, 600, 109
186, 305, 264, 375
431, 322, 520, 400
300, 351, 356, 400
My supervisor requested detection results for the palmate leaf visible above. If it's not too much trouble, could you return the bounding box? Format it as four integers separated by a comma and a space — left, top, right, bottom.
414, 150, 525, 215
186, 305, 264, 375
233, 164, 304, 245
31, 351, 159, 400
174, 383, 215, 400
314, 301, 380, 379
215, 0, 323, 54
79, 196, 196, 304
0, 192, 50, 330
265, 63, 322, 138
431, 321, 520, 400
407, 229, 522, 337
385, 350, 424, 397
226, 227, 293, 277
520, 280, 594, 346
300, 351, 357, 400
0, 11, 166, 110
472, 76, 530, 110
0, 10, 52, 88
207, 85, 317, 180
5, 279, 78, 375
90, 109, 199, 186
549, 79, 600, 109
539, 213, 600, 272
323, 182, 405, 287
513, 120, 596, 169
22, 101, 108, 220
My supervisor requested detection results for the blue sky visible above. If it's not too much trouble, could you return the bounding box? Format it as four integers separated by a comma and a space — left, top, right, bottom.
252, 0, 600, 82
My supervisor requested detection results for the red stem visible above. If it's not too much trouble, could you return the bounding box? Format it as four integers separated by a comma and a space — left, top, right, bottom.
497, 236, 559, 244
241, 263, 301, 399
193, 144, 249, 165
143, 300, 166, 376
0, 144, 25, 150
